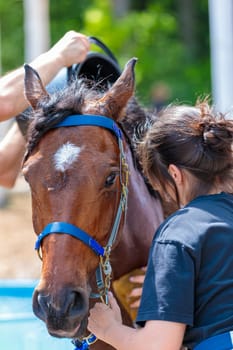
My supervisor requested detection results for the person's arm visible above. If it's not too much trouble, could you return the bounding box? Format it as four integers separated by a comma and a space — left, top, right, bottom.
88, 292, 185, 350
0, 31, 89, 188
0, 31, 90, 121
0, 122, 25, 188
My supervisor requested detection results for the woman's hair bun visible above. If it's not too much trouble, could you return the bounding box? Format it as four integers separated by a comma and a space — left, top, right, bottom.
197, 102, 233, 152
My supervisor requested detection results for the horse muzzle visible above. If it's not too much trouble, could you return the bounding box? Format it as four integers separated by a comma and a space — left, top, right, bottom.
32, 286, 89, 338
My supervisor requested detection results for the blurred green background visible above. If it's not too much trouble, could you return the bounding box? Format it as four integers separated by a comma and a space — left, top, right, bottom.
0, 0, 210, 107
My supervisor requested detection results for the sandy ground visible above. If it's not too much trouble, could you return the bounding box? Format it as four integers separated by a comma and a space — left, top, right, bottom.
0, 176, 41, 279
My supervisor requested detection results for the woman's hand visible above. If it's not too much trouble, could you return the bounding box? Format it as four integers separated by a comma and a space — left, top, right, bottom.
88, 292, 122, 342
128, 266, 146, 308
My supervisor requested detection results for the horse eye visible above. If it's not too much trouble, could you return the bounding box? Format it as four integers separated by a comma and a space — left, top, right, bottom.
105, 172, 118, 187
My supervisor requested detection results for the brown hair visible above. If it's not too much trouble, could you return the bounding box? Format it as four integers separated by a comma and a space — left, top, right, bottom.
139, 101, 233, 206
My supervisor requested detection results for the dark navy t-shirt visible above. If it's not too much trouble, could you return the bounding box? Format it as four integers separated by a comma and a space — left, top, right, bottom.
136, 192, 233, 349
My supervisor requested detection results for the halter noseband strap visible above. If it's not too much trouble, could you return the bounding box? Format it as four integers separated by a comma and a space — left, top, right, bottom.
35, 222, 105, 256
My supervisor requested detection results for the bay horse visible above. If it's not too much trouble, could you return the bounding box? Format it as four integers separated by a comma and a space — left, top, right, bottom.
22, 58, 164, 349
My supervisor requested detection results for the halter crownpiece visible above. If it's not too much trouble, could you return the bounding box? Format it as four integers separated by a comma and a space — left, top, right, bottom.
53, 114, 123, 139
34, 113, 129, 350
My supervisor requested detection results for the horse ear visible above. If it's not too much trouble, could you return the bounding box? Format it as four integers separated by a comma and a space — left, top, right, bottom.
100, 58, 137, 121
24, 64, 49, 109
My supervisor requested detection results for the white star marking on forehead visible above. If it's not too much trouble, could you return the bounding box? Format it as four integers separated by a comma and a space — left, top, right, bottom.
53, 142, 83, 172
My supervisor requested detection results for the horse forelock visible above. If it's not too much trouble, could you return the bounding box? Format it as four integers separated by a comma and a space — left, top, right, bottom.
24, 79, 102, 159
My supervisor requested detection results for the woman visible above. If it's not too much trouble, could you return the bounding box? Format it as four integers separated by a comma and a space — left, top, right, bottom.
88, 101, 233, 350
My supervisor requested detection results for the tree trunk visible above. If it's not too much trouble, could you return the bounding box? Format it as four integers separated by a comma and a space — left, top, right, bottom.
176, 0, 197, 59
112, 0, 130, 17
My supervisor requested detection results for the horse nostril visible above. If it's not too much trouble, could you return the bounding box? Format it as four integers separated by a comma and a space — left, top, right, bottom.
38, 294, 48, 311
68, 291, 88, 317
32, 290, 49, 320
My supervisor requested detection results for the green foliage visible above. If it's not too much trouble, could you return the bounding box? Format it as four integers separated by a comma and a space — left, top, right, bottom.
0, 0, 24, 73
81, 0, 211, 105
50, 0, 92, 42
0, 0, 211, 105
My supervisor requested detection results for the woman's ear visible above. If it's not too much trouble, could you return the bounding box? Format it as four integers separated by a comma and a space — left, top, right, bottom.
168, 164, 183, 185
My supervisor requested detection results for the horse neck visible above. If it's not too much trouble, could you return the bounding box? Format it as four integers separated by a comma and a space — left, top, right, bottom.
111, 144, 164, 279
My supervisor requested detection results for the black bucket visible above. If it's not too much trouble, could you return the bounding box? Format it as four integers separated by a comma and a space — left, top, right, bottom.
69, 36, 121, 87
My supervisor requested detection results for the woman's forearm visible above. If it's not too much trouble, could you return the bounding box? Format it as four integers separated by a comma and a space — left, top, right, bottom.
0, 123, 25, 188
0, 31, 89, 120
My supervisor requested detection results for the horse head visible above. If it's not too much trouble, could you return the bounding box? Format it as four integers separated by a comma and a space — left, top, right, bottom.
23, 58, 136, 338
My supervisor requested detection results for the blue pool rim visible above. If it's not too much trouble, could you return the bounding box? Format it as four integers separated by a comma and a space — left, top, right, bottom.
0, 279, 37, 297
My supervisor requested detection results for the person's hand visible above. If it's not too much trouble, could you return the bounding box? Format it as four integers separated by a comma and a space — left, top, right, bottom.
128, 266, 146, 309
88, 292, 122, 342
49, 31, 90, 68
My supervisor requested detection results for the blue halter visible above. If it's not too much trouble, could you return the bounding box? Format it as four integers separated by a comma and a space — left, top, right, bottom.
34, 114, 129, 350
35, 114, 124, 256
52, 114, 122, 139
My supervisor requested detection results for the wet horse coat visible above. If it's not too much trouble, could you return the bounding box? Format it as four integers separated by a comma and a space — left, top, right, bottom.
22, 59, 164, 349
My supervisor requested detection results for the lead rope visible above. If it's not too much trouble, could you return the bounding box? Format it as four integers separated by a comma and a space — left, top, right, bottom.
72, 138, 129, 350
